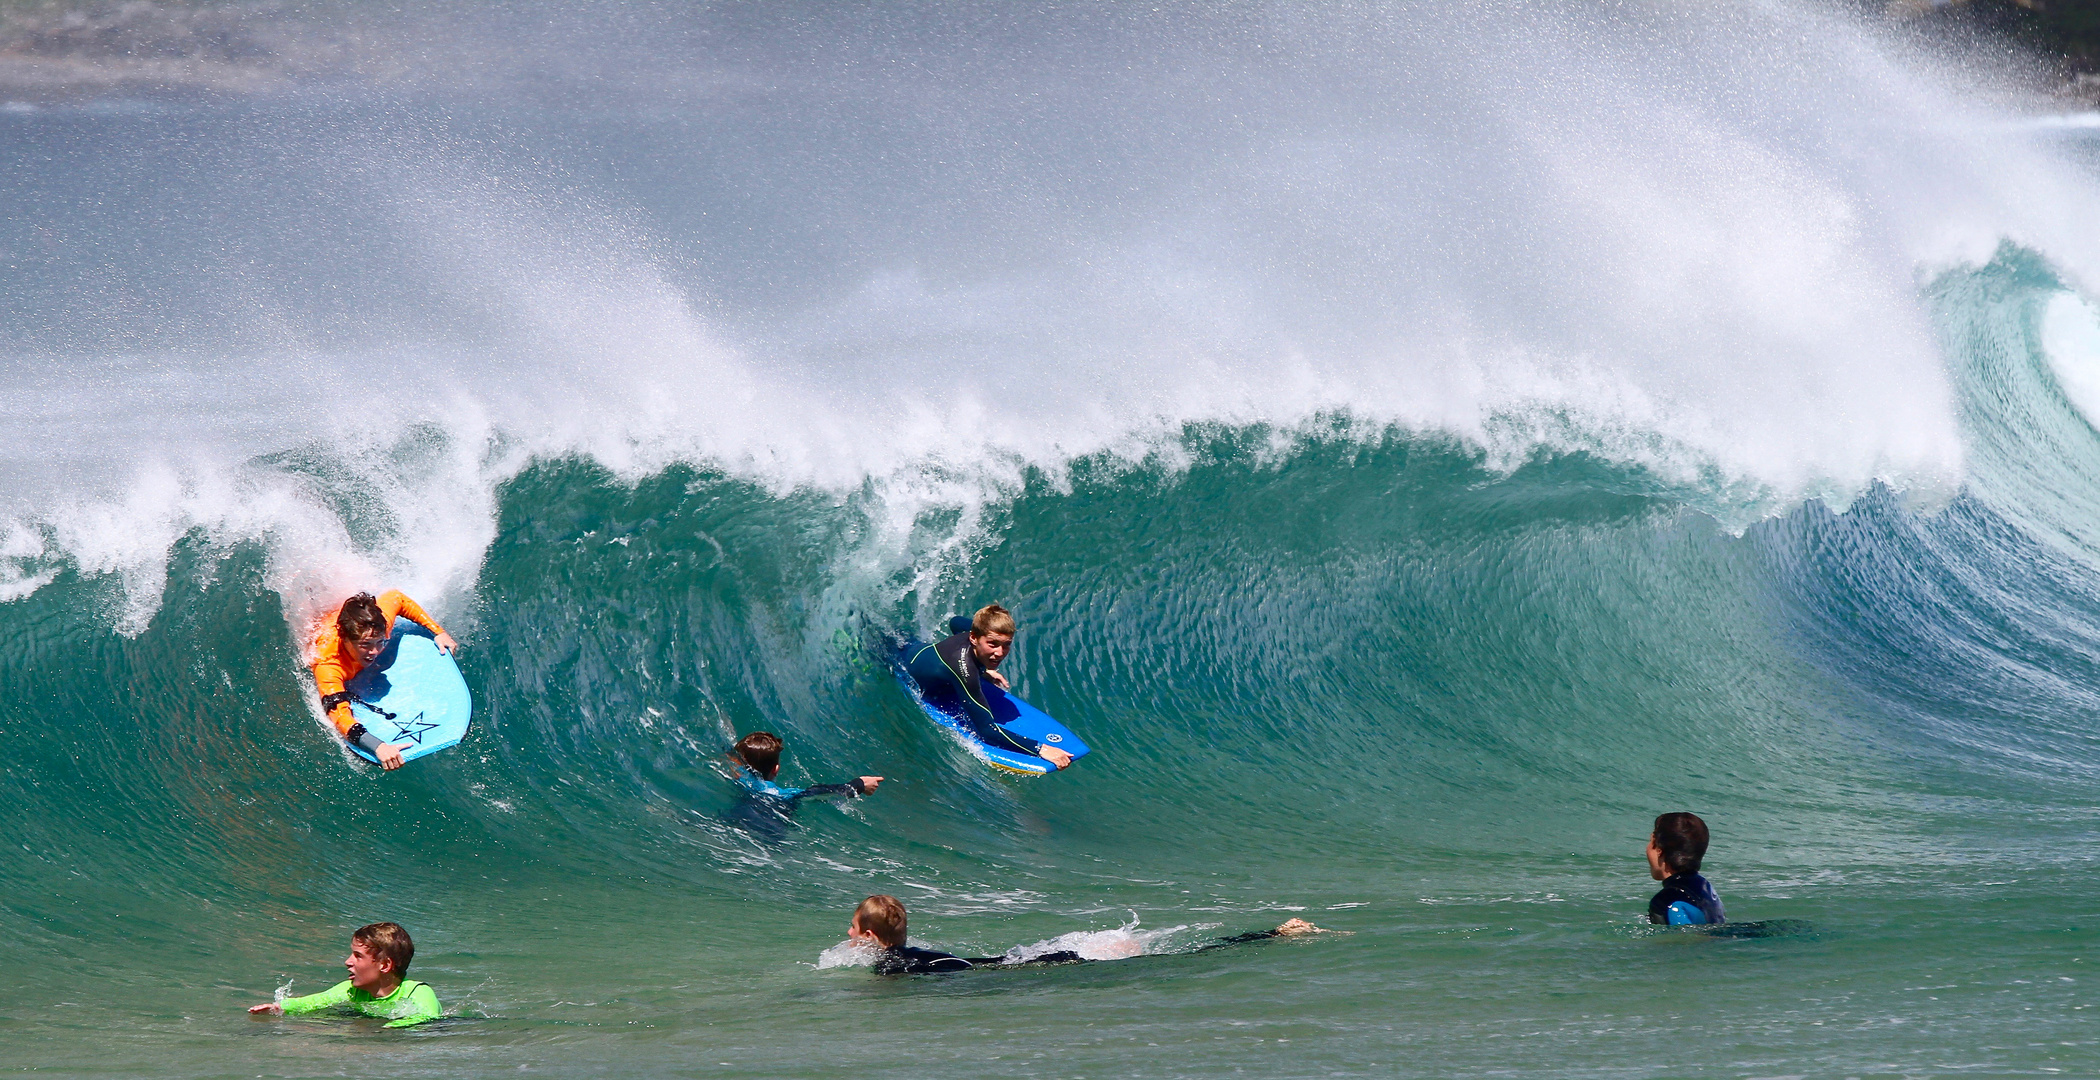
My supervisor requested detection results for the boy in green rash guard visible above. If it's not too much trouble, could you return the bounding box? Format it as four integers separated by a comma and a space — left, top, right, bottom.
248, 922, 442, 1028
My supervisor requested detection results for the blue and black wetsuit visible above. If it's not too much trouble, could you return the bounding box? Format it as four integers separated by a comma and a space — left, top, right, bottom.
903, 624, 1043, 758
1648, 873, 1726, 925
735, 768, 871, 810
871, 928, 1297, 975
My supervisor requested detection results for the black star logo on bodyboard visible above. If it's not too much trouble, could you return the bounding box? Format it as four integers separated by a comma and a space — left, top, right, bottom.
389, 712, 440, 746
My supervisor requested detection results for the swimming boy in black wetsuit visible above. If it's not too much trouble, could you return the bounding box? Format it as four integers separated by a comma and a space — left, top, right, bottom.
902, 605, 1073, 770
1646, 811, 1727, 925
844, 894, 1328, 974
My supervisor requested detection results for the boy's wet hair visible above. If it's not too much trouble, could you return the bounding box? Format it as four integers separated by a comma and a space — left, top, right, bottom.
354, 922, 415, 974
971, 604, 1016, 637
337, 593, 389, 644
735, 732, 784, 778
854, 894, 908, 948
1651, 812, 1710, 875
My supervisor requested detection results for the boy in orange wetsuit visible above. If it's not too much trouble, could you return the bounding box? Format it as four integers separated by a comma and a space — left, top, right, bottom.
310, 591, 459, 770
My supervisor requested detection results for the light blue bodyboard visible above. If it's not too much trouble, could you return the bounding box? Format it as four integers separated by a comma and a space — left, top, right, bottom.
342, 624, 472, 766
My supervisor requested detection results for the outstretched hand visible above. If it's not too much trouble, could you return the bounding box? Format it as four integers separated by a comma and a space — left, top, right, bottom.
985, 669, 1009, 690
858, 776, 884, 793
434, 631, 459, 655
248, 1003, 283, 1015
1041, 746, 1074, 770
376, 743, 407, 770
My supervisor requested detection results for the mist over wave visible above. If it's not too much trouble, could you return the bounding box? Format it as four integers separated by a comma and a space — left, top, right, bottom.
5, 0, 2100, 638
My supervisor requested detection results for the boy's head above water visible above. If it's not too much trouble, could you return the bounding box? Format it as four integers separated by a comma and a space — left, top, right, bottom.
734, 732, 785, 780
1647, 812, 1709, 881
969, 604, 1016, 669
347, 922, 415, 991
337, 592, 391, 664
849, 894, 908, 949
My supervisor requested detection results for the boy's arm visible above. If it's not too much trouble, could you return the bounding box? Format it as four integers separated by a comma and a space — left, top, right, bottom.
382, 982, 443, 1027
311, 636, 390, 755
379, 590, 452, 642
278, 980, 354, 1015
311, 651, 360, 738
787, 777, 881, 802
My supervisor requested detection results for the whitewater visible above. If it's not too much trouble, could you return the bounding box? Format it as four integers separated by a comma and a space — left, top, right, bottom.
8, 1, 2100, 1076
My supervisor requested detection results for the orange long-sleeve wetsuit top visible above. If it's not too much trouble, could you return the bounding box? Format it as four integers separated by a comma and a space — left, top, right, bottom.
309, 590, 448, 737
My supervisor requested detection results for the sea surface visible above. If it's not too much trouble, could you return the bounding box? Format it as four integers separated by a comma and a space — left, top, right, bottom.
6, 3, 2100, 1077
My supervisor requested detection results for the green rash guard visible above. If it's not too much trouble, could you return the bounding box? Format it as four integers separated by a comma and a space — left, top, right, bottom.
279, 978, 442, 1027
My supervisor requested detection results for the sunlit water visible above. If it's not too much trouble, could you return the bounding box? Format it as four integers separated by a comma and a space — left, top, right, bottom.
6, 3, 2100, 1077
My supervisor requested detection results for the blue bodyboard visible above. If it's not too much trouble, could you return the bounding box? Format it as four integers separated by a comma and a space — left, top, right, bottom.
341, 623, 472, 766
898, 643, 1090, 776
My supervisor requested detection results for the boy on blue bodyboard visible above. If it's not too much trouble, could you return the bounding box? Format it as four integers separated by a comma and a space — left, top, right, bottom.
1646, 811, 1726, 926
902, 604, 1074, 771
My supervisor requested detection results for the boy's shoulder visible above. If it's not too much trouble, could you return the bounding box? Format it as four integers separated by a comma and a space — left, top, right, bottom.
875, 945, 975, 975
1650, 872, 1726, 924
734, 767, 796, 799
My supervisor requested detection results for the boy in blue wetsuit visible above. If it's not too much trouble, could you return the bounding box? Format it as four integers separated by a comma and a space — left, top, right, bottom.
902, 605, 1073, 770
1646, 811, 1727, 925
845, 894, 1329, 974
731, 731, 882, 809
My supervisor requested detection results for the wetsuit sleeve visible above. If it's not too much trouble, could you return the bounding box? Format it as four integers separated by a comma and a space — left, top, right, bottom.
1183, 929, 1284, 955
382, 982, 442, 1027
980, 950, 1085, 966
309, 627, 359, 737
976, 721, 1043, 757
379, 590, 448, 639
788, 780, 868, 802
279, 980, 354, 1015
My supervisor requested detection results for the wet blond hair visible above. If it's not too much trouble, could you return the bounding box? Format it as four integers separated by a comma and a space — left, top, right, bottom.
971, 604, 1015, 637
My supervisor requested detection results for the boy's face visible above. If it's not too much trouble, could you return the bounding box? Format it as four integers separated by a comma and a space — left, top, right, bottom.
1645, 835, 1669, 881
344, 938, 395, 992
847, 913, 879, 944
970, 630, 1013, 669
351, 632, 387, 664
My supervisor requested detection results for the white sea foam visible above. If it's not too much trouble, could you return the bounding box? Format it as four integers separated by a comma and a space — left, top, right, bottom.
3, 0, 2099, 626
2044, 293, 2100, 428
814, 939, 880, 970
996, 918, 1193, 964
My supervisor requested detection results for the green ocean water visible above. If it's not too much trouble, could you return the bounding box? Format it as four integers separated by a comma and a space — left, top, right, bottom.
9, 3, 2100, 1076
10, 373, 2100, 1077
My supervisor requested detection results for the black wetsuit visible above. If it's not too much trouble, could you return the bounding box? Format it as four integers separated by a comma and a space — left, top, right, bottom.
903, 629, 1043, 757
871, 929, 1293, 975
1647, 872, 1727, 925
